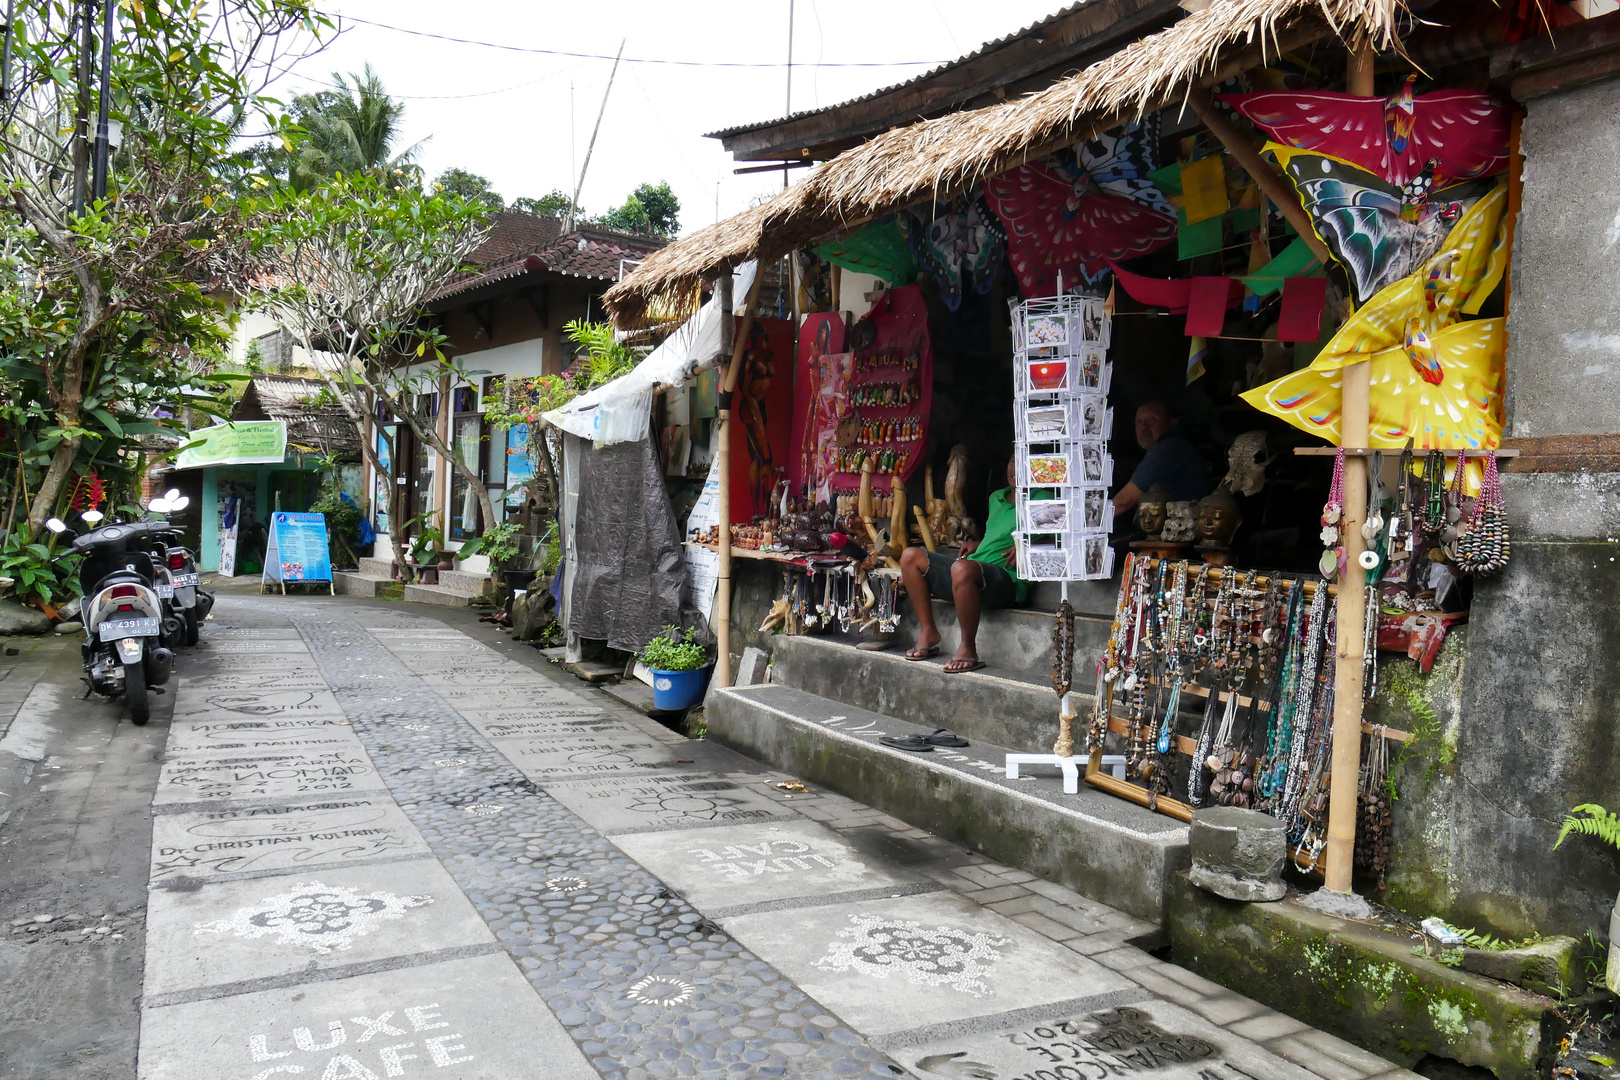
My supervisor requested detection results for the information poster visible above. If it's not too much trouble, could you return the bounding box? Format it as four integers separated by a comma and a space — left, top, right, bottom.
683, 450, 721, 623
218, 496, 242, 577
262, 512, 333, 586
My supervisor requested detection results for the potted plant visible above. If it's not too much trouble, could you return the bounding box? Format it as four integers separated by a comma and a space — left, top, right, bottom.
640, 625, 710, 711
408, 525, 445, 584
457, 521, 528, 590
1555, 803, 1620, 992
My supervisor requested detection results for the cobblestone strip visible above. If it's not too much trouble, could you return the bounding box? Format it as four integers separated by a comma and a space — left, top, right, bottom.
272, 604, 903, 1080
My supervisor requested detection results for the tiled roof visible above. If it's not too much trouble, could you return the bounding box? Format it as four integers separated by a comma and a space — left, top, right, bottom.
232, 374, 361, 456
431, 213, 666, 302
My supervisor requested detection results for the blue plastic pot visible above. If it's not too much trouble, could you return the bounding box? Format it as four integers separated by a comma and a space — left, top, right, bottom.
651, 666, 710, 711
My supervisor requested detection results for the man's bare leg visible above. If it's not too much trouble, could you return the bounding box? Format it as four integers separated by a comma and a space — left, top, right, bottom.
946, 559, 985, 672
898, 546, 941, 658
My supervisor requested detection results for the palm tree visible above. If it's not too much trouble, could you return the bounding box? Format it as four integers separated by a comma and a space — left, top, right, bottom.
285, 65, 424, 190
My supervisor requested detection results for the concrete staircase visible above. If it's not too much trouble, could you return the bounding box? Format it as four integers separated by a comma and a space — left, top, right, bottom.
334, 556, 395, 598
333, 557, 492, 606
402, 567, 491, 607
707, 600, 1193, 923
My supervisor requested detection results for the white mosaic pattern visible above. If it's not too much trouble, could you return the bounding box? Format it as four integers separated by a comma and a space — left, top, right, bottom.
194, 881, 432, 954
815, 913, 1009, 997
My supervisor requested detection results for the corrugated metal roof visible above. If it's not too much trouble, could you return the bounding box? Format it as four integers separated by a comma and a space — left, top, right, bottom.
704, 1, 1094, 139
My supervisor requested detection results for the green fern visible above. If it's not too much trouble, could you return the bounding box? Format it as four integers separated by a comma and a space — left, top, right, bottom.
1555, 804, 1620, 852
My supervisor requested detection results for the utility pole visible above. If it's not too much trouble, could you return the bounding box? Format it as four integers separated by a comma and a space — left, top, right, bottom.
566, 39, 624, 234
90, 0, 113, 201
783, 0, 794, 190
71, 0, 93, 216
2, 0, 18, 102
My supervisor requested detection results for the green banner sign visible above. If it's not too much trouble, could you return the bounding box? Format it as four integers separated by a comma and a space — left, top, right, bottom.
174, 421, 288, 469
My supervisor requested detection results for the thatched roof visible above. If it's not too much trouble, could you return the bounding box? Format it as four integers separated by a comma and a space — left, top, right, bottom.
605, 0, 1404, 327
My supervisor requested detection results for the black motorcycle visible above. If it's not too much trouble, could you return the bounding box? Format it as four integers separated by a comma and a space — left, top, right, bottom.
46, 511, 176, 725
145, 490, 211, 645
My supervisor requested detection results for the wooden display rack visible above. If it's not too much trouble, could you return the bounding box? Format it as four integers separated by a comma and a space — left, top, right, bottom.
1079, 561, 1410, 829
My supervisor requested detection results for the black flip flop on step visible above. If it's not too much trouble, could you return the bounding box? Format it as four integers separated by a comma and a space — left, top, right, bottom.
904, 645, 940, 662
879, 734, 935, 752
925, 729, 969, 747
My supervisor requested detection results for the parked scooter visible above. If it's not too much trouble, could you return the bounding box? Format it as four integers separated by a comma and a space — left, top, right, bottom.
146, 490, 209, 646
45, 509, 176, 725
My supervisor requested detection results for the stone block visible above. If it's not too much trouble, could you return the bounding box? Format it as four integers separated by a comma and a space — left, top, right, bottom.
1166, 874, 1560, 1080
1459, 935, 1584, 998
0, 600, 50, 635
736, 645, 769, 686
1189, 807, 1287, 902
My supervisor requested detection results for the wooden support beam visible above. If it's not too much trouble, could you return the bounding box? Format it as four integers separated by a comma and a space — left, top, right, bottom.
713, 270, 765, 689
1185, 86, 1334, 267
519, 285, 550, 329
1322, 43, 1378, 897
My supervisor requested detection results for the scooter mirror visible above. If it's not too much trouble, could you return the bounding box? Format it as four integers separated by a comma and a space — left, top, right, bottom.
80, 509, 104, 524
148, 498, 170, 513
163, 488, 180, 502
171, 496, 190, 511
45, 517, 67, 533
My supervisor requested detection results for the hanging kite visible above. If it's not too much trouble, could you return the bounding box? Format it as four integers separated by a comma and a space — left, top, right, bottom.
1221, 77, 1510, 188
984, 118, 1176, 297
1266, 144, 1495, 303
901, 195, 1005, 311
1241, 184, 1510, 452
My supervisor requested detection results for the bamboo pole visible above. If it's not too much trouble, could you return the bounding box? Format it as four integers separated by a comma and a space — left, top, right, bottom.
1322, 45, 1378, 895
713, 269, 767, 689
1186, 87, 1334, 268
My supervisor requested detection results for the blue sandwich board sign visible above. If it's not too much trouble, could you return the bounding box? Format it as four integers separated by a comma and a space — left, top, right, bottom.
261, 511, 334, 594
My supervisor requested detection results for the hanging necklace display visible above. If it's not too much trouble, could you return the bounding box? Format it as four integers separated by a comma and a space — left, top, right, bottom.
1189, 689, 1221, 808
1440, 451, 1468, 561
1052, 600, 1076, 697
1423, 449, 1447, 534
1387, 441, 1416, 582
1354, 725, 1394, 887
1319, 448, 1346, 581
869, 570, 900, 632
1456, 453, 1510, 575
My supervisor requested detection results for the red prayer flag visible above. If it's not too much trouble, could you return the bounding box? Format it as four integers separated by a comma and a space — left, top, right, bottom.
1185, 277, 1236, 338
1278, 276, 1329, 342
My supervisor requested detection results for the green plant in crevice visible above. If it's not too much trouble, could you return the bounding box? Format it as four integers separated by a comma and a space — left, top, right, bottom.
1556, 804, 1620, 853
639, 626, 706, 672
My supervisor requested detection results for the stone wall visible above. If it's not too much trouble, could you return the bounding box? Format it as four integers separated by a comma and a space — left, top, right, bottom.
1374, 72, 1620, 941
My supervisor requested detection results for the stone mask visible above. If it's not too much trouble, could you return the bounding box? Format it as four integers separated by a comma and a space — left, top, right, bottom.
1222, 431, 1274, 498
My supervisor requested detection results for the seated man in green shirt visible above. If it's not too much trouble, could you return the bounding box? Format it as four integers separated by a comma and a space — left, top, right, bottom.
898, 460, 1025, 674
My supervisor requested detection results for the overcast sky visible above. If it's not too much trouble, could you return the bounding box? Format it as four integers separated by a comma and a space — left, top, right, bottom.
267, 1, 1064, 236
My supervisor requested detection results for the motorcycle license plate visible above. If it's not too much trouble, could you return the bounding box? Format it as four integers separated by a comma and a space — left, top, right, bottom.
99, 617, 159, 641
156, 583, 174, 599
171, 573, 199, 586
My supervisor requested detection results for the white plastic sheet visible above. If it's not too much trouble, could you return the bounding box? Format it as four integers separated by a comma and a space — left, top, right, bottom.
543, 260, 756, 446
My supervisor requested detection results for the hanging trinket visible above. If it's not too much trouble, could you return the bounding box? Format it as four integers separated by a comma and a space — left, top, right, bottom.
1354, 727, 1394, 888
1320, 448, 1346, 546
1455, 452, 1510, 575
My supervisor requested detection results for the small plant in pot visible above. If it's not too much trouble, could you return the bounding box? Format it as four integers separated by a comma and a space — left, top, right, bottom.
640, 625, 710, 711
408, 525, 446, 584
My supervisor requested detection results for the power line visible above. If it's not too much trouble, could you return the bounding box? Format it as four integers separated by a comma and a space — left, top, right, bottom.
283, 67, 580, 101
325, 14, 949, 69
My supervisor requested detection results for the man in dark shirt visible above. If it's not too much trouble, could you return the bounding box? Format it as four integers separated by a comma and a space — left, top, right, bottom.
1112, 400, 1212, 518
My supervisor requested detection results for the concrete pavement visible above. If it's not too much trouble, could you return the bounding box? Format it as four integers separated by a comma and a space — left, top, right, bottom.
2, 592, 1429, 1080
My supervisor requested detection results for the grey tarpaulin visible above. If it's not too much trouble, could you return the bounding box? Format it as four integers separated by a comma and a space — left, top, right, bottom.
566, 432, 686, 652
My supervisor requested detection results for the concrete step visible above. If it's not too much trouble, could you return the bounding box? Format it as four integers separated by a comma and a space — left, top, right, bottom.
333, 571, 390, 598
892, 599, 1113, 681
401, 582, 477, 607
772, 634, 1084, 754
707, 682, 1189, 924
357, 556, 394, 578
438, 568, 492, 597
567, 659, 623, 684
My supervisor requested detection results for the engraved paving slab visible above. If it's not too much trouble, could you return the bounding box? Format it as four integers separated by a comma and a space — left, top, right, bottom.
144, 858, 492, 997
137, 953, 597, 1080
612, 819, 927, 911
149, 794, 430, 881
720, 891, 1138, 1037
